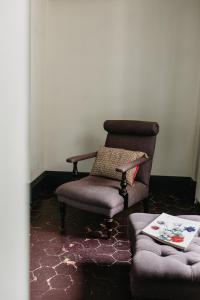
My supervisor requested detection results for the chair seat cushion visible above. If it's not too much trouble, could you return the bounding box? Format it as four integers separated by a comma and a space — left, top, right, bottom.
128, 213, 200, 300
56, 176, 148, 217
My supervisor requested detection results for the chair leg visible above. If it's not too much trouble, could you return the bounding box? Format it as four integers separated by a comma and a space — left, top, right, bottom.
59, 202, 66, 234
106, 217, 113, 239
143, 197, 149, 213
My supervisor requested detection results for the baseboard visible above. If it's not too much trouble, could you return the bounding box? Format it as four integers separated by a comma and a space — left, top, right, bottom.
31, 171, 47, 189
150, 175, 196, 189
31, 171, 196, 203
150, 175, 196, 200
31, 171, 48, 201
195, 203, 200, 211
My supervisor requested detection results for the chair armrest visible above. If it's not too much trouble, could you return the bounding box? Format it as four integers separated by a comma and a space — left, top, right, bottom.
116, 156, 150, 173
66, 152, 97, 163
117, 156, 150, 210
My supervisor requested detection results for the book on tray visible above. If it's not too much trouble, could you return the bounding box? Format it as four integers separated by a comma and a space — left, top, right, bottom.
142, 213, 200, 250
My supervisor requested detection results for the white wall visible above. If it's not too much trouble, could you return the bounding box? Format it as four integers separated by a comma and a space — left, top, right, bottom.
195, 157, 200, 203
43, 0, 200, 177
30, 0, 47, 181
0, 1, 29, 299
195, 86, 200, 203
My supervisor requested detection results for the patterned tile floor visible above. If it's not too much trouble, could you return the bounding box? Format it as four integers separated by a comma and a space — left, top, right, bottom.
30, 189, 199, 300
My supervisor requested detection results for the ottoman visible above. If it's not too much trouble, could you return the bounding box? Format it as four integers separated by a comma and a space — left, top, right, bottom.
128, 213, 200, 300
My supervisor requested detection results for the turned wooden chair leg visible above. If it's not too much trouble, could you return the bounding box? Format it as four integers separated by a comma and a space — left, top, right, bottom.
59, 202, 66, 234
106, 217, 113, 239
143, 197, 149, 213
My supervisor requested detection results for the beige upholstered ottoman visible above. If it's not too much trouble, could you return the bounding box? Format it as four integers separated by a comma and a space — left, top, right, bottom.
128, 213, 200, 300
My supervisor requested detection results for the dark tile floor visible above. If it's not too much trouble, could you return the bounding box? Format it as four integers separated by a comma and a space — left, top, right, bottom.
30, 188, 199, 300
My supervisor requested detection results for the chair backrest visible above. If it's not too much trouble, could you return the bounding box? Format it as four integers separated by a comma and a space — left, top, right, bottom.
104, 120, 159, 186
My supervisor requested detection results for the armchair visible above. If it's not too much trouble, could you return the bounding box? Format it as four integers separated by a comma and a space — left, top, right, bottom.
56, 120, 159, 238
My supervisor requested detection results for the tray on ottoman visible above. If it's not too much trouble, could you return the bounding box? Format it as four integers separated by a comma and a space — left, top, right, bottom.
128, 213, 200, 300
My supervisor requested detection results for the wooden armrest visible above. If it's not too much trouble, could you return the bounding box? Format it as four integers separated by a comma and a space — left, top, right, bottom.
116, 156, 150, 173
66, 151, 97, 163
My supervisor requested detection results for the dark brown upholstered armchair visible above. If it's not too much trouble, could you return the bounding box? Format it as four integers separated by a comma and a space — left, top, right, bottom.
56, 120, 159, 238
